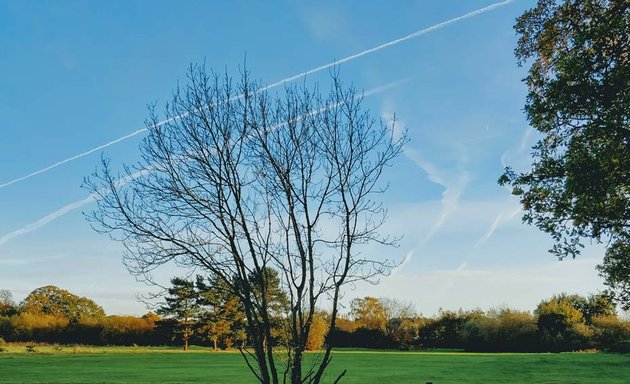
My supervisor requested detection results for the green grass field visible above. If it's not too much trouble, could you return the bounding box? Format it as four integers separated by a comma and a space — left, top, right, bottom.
0, 346, 628, 383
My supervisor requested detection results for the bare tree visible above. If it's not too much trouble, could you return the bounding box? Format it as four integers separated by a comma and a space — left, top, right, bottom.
84, 64, 406, 384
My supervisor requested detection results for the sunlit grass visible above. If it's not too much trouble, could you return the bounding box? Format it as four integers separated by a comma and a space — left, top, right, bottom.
0, 345, 628, 383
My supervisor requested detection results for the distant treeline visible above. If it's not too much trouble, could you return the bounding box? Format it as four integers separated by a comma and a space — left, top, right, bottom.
332, 295, 630, 353
1, 285, 629, 353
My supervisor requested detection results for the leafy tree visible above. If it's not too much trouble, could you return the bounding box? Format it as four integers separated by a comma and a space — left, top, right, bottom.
19, 286, 105, 322
419, 310, 484, 349
305, 312, 329, 351
157, 278, 199, 351
196, 274, 245, 350
499, 0, 630, 309
85, 65, 405, 384
350, 297, 387, 331
534, 293, 608, 350
590, 315, 630, 349
0, 290, 17, 316
246, 267, 289, 347
381, 298, 416, 345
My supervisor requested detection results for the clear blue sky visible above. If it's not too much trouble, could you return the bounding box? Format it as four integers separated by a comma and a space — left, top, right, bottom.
0, 0, 606, 315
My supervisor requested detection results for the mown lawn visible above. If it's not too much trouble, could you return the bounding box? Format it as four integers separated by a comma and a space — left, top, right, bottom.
0, 346, 628, 383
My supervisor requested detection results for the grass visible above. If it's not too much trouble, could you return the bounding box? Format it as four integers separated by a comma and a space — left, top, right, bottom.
0, 345, 628, 383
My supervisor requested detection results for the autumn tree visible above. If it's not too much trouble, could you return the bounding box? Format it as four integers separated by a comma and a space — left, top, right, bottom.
85, 65, 405, 384
196, 274, 245, 350
350, 297, 387, 331
381, 298, 416, 345
305, 312, 329, 351
157, 278, 199, 351
19, 286, 105, 322
499, 0, 630, 309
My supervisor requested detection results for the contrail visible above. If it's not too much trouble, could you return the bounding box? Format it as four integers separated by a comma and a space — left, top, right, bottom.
0, 128, 147, 189
260, 0, 516, 91
0, 0, 515, 190
0, 81, 402, 248
0, 195, 95, 247
0, 168, 151, 247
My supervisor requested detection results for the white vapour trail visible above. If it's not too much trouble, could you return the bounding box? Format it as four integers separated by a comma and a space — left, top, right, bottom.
0, 129, 146, 189
0, 81, 402, 248
261, 0, 516, 92
474, 205, 521, 248
403, 147, 470, 244
0, 168, 150, 247
0, 195, 95, 247
391, 248, 416, 275
0, 0, 515, 190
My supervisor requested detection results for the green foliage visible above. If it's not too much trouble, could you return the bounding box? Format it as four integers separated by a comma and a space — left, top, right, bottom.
462, 309, 537, 352
196, 274, 246, 350
500, 0, 630, 309
418, 310, 483, 349
534, 293, 619, 350
597, 238, 630, 309
20, 286, 105, 323
0, 315, 11, 340
157, 278, 200, 351
590, 315, 630, 349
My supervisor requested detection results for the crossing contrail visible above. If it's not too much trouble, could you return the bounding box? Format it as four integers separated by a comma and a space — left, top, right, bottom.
0, 80, 404, 247
0, 0, 515, 190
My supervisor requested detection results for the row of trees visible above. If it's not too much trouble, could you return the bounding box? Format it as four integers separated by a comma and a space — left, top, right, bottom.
331, 294, 629, 352
155, 269, 288, 351
0, 278, 326, 351
0, 288, 160, 345
2, 286, 628, 353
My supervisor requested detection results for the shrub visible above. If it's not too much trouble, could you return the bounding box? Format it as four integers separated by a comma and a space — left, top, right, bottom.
590, 316, 630, 350
10, 312, 69, 343
101, 316, 156, 345
609, 339, 630, 353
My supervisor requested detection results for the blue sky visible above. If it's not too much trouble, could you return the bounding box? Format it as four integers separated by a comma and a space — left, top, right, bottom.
0, 0, 607, 316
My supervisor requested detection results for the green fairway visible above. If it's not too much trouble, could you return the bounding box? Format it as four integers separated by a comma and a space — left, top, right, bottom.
0, 347, 628, 383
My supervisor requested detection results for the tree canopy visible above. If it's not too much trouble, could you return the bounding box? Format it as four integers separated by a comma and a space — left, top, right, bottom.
20, 285, 105, 322
499, 0, 630, 308
157, 278, 199, 351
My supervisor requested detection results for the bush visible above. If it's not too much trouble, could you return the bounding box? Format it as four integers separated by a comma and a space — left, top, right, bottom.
418, 310, 482, 349
10, 312, 69, 343
609, 339, 630, 353
590, 316, 630, 350
100, 315, 156, 345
